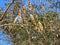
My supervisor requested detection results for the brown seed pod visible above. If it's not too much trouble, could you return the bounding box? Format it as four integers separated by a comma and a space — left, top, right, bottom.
9, 25, 13, 30
13, 18, 16, 23
30, 14, 36, 25
22, 5, 26, 14
28, 0, 33, 10
13, 10, 23, 24
29, 4, 33, 10
38, 21, 43, 31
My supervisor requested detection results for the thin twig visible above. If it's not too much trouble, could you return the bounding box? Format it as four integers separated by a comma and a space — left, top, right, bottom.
0, 23, 20, 27
0, 19, 10, 24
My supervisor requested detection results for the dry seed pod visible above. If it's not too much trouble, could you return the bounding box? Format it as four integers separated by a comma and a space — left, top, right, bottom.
13, 18, 16, 23
18, 9, 21, 16
28, 0, 33, 10
34, 26, 38, 30
18, 10, 22, 23
38, 21, 43, 30
20, 24, 23, 27
49, 20, 54, 23
29, 4, 33, 10
9, 25, 13, 30
30, 14, 36, 25
22, 5, 26, 14
13, 10, 23, 24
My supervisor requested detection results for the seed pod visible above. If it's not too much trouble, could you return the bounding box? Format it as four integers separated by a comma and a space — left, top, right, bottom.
9, 25, 13, 30
28, 0, 33, 10
18, 10, 22, 23
29, 4, 33, 10
13, 10, 23, 24
30, 14, 36, 25
13, 18, 16, 23
38, 21, 43, 30
22, 5, 26, 14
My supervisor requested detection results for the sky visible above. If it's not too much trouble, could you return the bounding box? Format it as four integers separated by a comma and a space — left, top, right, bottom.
0, 0, 60, 45
0, 29, 13, 45
0, 0, 60, 12
0, 0, 5, 11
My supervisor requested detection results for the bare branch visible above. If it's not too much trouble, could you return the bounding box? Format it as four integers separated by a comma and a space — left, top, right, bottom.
0, 19, 10, 24
0, 0, 15, 21
0, 23, 20, 27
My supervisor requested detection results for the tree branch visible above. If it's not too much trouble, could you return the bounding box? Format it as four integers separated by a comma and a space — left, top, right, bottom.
0, 0, 15, 21
0, 23, 20, 27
